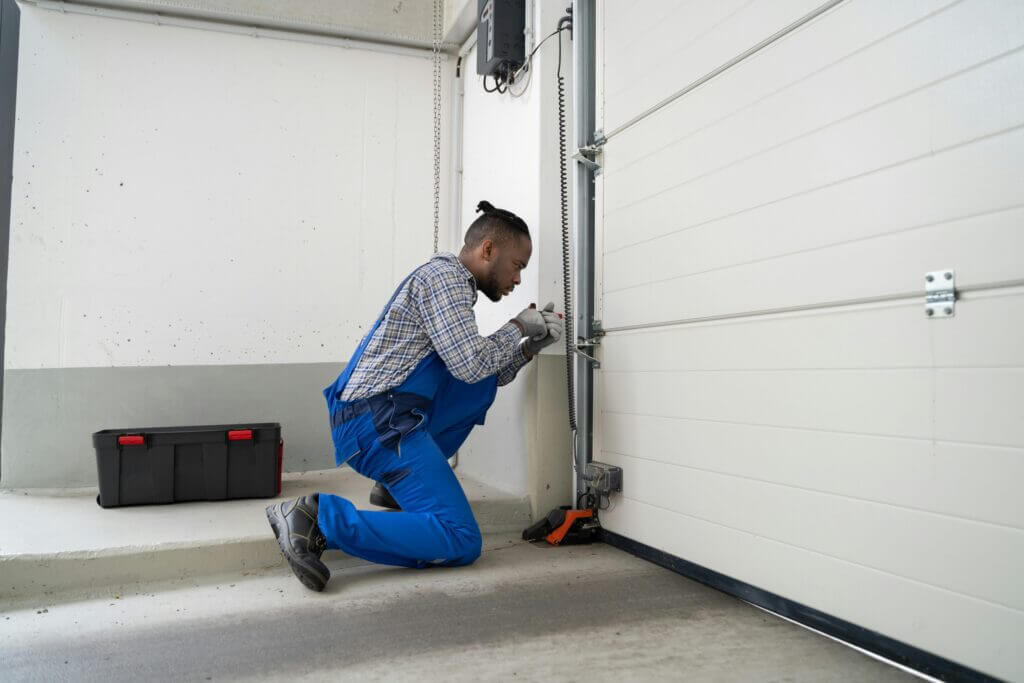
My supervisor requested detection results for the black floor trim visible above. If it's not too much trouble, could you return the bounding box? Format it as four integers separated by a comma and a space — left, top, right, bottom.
600, 530, 998, 683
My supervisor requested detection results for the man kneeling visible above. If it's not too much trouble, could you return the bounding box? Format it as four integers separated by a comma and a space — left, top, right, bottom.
266, 201, 563, 591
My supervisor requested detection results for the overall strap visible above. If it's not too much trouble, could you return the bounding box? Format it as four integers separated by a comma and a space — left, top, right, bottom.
331, 263, 428, 398
366, 267, 423, 344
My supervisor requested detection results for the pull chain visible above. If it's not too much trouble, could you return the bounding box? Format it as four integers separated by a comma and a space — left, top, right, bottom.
432, 0, 443, 253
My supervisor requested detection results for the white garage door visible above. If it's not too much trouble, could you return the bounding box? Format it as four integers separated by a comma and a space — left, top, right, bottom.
593, 1, 1024, 679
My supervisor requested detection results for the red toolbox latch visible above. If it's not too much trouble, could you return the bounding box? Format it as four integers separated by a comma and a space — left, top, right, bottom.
118, 435, 145, 446
227, 429, 254, 441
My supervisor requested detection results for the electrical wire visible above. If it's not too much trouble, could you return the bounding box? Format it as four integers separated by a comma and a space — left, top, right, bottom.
576, 491, 597, 511
479, 16, 582, 493
483, 71, 508, 93
508, 26, 570, 85
482, 26, 570, 97
507, 60, 533, 98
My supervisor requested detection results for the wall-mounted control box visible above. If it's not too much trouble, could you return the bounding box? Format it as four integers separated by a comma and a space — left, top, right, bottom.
477, 0, 525, 78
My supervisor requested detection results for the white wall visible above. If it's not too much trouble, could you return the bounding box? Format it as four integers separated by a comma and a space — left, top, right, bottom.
456, 0, 574, 505
457, 39, 538, 497
6, 7, 448, 371
2, 2, 574, 503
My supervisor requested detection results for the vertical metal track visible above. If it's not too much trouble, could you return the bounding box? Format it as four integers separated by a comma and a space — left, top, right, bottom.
572, 0, 596, 495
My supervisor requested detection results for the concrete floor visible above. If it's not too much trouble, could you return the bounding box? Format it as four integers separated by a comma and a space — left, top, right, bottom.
0, 535, 917, 682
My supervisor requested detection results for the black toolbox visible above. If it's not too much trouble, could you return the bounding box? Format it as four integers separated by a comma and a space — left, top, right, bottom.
93, 423, 282, 508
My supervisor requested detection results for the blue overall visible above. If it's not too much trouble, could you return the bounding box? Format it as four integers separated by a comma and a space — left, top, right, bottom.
319, 267, 499, 568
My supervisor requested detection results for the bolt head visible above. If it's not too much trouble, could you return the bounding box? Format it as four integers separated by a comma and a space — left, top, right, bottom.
926, 274, 934, 283
945, 272, 952, 280
926, 308, 934, 316
944, 307, 953, 315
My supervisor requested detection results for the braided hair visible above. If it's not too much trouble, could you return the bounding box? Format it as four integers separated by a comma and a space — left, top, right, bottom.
464, 200, 531, 247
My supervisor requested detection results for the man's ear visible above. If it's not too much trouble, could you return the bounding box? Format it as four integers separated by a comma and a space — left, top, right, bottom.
480, 238, 495, 262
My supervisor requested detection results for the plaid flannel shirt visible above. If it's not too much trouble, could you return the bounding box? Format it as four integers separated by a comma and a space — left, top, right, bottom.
340, 252, 531, 401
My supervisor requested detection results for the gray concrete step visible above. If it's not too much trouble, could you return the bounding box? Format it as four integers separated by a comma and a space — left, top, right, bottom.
0, 468, 531, 601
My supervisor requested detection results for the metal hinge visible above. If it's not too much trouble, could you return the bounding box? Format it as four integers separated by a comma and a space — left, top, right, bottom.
925, 270, 956, 318
574, 319, 605, 368
574, 129, 606, 174
573, 146, 602, 175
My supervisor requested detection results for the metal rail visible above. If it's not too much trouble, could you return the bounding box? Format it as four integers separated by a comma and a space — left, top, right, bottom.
572, 0, 597, 496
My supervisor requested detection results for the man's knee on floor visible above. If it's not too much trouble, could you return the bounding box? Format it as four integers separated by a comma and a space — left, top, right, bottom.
444, 523, 482, 566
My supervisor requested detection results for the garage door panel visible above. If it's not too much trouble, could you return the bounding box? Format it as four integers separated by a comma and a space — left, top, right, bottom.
602, 368, 933, 439
603, 0, 750, 101
603, 363, 1024, 449
605, 0, 1016, 188
604, 136, 1024, 297
604, 0, 827, 132
602, 291, 1024, 372
603, 49, 1024, 255
601, 452, 1024, 610
604, 206, 1024, 328
596, 0, 1024, 677
599, 0, 698, 53
936, 369, 1024, 448
604, 497, 1024, 681
603, 304, 927, 372
602, 412, 1024, 529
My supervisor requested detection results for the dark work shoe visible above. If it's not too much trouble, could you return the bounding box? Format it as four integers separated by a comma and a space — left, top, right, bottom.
369, 482, 401, 511
265, 494, 330, 592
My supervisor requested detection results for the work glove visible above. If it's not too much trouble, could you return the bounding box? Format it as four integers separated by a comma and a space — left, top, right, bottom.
524, 303, 564, 356
512, 303, 549, 340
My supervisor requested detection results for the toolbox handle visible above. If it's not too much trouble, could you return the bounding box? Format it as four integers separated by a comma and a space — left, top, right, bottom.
118, 435, 145, 446
227, 429, 254, 441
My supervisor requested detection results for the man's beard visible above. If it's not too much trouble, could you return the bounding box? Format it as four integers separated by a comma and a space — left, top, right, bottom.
479, 271, 503, 302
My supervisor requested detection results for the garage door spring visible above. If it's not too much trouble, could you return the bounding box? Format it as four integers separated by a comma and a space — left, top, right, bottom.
555, 23, 577, 443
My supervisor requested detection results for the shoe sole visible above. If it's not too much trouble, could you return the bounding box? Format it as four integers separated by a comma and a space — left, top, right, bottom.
265, 504, 329, 592
369, 486, 402, 511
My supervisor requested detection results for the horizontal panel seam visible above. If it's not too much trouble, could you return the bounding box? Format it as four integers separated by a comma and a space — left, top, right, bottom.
602, 0, 758, 84
612, 495, 1024, 615
602, 0, 964, 176
603, 449, 1024, 533
603, 202, 1024, 295
599, 279, 1024, 332
599, 410, 1024, 451
604, 37, 1022, 212
602, 0, 849, 140
603, 121, 1024, 256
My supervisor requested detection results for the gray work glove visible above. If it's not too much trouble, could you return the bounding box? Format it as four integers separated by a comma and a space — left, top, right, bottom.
524, 303, 564, 356
512, 303, 550, 340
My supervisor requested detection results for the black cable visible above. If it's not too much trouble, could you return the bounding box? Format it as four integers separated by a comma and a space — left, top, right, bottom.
483, 72, 501, 92
483, 26, 571, 94
556, 23, 576, 439
576, 490, 598, 512
510, 26, 569, 82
